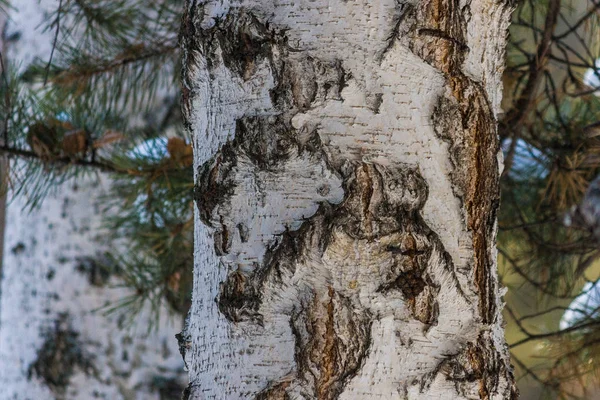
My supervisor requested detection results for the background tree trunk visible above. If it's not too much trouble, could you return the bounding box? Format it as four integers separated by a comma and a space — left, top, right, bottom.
0, 2, 186, 399
182, 0, 518, 398
0, 176, 186, 400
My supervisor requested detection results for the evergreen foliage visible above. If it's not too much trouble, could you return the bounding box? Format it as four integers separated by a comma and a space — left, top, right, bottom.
0, 0, 192, 324
500, 0, 600, 397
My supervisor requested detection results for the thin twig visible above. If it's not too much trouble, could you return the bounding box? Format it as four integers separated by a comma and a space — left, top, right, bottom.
510, 318, 600, 348
44, 0, 63, 86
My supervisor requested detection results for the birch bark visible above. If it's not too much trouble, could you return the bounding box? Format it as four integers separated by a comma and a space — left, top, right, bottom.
0, 177, 186, 400
0, 2, 185, 399
182, 0, 518, 398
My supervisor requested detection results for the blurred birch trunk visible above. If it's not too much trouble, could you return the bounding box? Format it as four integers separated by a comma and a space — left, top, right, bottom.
0, 2, 185, 399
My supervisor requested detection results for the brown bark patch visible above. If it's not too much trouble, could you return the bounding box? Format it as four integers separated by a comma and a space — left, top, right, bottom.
256, 287, 371, 400
294, 289, 372, 400
317, 287, 339, 398
437, 333, 518, 399
410, 0, 499, 325
406, 0, 517, 396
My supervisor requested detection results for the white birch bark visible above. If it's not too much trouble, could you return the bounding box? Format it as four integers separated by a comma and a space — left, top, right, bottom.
0, 176, 186, 400
0, 1, 186, 399
182, 0, 518, 399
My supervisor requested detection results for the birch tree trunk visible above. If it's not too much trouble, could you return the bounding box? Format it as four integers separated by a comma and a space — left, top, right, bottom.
0, 2, 185, 398
181, 0, 518, 398
0, 176, 186, 400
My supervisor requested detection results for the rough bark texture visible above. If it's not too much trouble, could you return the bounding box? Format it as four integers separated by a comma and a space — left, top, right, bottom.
182, 0, 517, 398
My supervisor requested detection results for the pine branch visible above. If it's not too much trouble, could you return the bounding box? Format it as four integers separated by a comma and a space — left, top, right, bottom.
0, 144, 116, 172
501, 0, 562, 138
49, 42, 178, 86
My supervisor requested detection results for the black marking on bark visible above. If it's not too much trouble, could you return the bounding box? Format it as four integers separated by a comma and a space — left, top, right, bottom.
378, 270, 426, 298
211, 13, 276, 81
419, 352, 452, 393
419, 331, 518, 398
317, 184, 331, 197
237, 222, 250, 243
74, 256, 112, 287
386, 243, 426, 256
338, 66, 352, 100
366, 92, 384, 114
11, 242, 25, 255
379, 2, 416, 62
195, 114, 332, 230
235, 117, 298, 170
287, 56, 318, 111
192, 10, 341, 115
271, 55, 347, 112
214, 216, 232, 255
195, 147, 237, 227
46, 268, 56, 281
218, 268, 264, 324
28, 314, 96, 395
180, 383, 195, 400
378, 230, 443, 327
175, 315, 192, 370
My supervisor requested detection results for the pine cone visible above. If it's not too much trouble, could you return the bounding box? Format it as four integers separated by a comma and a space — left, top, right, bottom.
26, 122, 61, 161
62, 129, 88, 159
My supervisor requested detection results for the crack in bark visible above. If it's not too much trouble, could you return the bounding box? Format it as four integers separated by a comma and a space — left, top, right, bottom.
378, 2, 415, 63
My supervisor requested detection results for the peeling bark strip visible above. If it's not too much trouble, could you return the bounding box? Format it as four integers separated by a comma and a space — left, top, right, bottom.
183, 0, 516, 398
